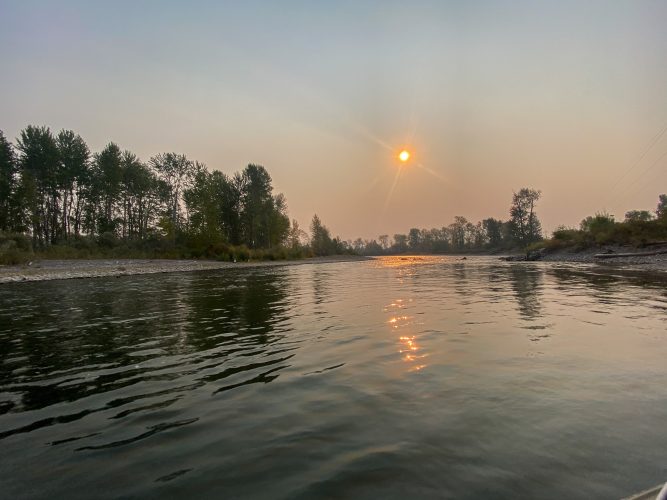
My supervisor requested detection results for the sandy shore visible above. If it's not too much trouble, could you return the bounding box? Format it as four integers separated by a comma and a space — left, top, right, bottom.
0, 255, 370, 284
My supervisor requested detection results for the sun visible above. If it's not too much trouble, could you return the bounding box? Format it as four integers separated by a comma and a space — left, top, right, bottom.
398, 150, 410, 162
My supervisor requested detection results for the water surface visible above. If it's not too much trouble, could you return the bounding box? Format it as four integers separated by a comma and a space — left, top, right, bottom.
1, 256, 666, 499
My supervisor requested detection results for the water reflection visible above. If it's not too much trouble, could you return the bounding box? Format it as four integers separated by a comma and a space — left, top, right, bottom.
508, 265, 544, 321
549, 266, 667, 297
0, 268, 295, 434
2, 258, 667, 499
384, 297, 428, 372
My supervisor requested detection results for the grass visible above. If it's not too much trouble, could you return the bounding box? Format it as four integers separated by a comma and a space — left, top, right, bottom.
0, 231, 311, 265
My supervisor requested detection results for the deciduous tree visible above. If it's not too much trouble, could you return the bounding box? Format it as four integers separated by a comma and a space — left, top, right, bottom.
509, 188, 542, 249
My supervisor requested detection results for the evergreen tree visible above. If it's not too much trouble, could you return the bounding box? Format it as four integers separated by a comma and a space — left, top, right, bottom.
16, 126, 60, 246
56, 130, 90, 238
0, 130, 18, 231
310, 214, 333, 256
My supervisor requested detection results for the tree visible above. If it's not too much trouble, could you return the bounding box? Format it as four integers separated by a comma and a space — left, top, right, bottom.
470, 221, 486, 248
482, 218, 504, 248
0, 130, 17, 232
310, 214, 333, 256
184, 168, 223, 242
269, 193, 290, 248
288, 219, 307, 249
657, 194, 667, 220
509, 188, 542, 250
392, 233, 408, 253
120, 151, 161, 240
624, 210, 654, 223
2, 123, 303, 257
432, 228, 450, 253
240, 164, 274, 248
408, 227, 421, 251
221, 172, 244, 245
448, 216, 468, 250
56, 130, 90, 238
580, 212, 614, 232
93, 143, 123, 234
150, 152, 196, 238
353, 238, 365, 252
364, 239, 383, 254
378, 234, 389, 251
16, 126, 61, 246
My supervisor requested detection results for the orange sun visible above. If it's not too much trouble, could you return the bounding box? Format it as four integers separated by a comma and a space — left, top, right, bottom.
398, 150, 410, 162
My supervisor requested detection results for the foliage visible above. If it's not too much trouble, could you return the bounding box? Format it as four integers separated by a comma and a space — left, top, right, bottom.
310, 214, 333, 256
0, 124, 338, 262
0, 232, 33, 265
657, 194, 667, 220
352, 191, 539, 255
509, 188, 542, 250
537, 197, 667, 251
624, 210, 654, 223
0, 131, 18, 232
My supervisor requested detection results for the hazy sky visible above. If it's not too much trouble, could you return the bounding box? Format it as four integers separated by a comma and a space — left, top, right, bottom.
1, 0, 666, 240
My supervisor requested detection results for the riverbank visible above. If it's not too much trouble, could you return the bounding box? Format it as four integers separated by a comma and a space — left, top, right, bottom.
503, 245, 667, 274
0, 255, 370, 284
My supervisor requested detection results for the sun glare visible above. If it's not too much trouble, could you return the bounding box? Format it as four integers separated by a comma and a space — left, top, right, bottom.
398, 150, 410, 162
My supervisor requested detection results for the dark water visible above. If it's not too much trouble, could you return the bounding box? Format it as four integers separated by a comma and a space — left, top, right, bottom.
1, 257, 666, 499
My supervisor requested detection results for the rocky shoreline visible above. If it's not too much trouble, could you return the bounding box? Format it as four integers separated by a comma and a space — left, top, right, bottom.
0, 255, 370, 284
501, 245, 667, 274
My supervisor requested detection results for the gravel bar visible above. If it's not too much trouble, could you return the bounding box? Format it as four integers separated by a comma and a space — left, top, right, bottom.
0, 256, 370, 284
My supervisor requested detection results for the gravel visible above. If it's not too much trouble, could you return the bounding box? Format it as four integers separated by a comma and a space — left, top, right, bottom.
535, 246, 667, 274
0, 256, 369, 284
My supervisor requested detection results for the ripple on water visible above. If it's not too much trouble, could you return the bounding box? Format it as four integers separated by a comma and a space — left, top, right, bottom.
0, 259, 666, 499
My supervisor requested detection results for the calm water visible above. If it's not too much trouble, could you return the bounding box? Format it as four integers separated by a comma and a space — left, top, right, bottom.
1, 257, 666, 499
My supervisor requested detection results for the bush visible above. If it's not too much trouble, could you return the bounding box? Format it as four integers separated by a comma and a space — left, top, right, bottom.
98, 232, 119, 249
233, 245, 250, 262
0, 233, 33, 265
0, 242, 31, 265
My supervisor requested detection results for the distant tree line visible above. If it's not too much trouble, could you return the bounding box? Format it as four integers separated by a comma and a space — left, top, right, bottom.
0, 125, 349, 262
352, 188, 544, 255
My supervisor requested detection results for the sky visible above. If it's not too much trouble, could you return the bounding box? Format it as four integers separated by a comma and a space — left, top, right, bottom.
1, 0, 666, 240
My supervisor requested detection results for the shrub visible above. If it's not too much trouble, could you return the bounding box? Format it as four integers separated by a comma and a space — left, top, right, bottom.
233, 245, 250, 262
0, 233, 33, 265
98, 232, 119, 249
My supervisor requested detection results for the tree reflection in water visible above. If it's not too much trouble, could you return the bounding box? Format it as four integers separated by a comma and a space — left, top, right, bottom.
507, 265, 544, 321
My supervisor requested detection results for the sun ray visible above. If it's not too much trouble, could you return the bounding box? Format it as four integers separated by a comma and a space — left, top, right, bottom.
415, 162, 448, 184
382, 166, 404, 214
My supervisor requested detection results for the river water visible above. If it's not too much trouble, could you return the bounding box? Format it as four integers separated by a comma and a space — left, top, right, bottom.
1, 256, 666, 499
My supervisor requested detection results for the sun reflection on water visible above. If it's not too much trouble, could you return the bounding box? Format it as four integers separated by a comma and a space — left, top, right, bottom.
385, 298, 428, 372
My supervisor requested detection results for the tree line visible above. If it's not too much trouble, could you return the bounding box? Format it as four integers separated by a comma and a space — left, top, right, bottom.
351, 188, 667, 256
352, 188, 543, 255
3, 125, 663, 262
0, 125, 348, 261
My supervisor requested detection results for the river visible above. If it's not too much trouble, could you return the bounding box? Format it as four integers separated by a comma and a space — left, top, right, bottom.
1, 256, 666, 499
